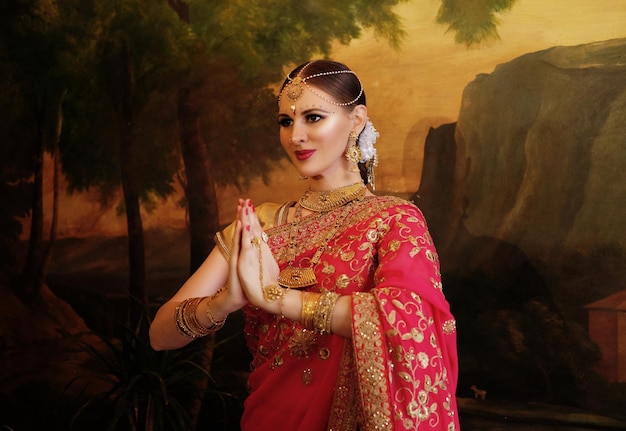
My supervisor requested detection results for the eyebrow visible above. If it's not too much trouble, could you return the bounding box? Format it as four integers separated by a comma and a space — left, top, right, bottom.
278, 107, 333, 118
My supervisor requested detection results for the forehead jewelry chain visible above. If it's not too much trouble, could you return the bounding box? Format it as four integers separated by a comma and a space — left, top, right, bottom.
278, 63, 364, 107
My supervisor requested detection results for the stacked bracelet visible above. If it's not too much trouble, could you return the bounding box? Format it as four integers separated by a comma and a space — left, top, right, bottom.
300, 291, 339, 335
301, 292, 320, 330
175, 297, 211, 338
175, 290, 227, 338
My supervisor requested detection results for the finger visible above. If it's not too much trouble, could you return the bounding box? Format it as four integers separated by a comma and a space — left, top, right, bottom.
232, 201, 243, 248
244, 200, 267, 244
248, 202, 263, 233
230, 219, 242, 264
242, 199, 261, 248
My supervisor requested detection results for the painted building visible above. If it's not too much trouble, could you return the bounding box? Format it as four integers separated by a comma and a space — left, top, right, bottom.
586, 289, 626, 382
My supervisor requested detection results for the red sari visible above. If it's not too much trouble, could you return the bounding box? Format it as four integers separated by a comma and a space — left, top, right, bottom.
216, 196, 459, 431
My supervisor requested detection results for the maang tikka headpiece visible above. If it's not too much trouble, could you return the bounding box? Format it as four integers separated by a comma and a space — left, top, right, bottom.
278, 62, 364, 111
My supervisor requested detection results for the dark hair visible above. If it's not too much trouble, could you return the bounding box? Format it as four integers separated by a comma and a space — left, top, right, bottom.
280, 60, 366, 108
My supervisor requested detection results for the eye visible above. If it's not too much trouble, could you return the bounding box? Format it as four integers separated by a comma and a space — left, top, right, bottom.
278, 117, 293, 127
306, 114, 323, 123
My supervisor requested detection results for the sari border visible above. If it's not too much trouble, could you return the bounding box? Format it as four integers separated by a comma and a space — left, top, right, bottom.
328, 340, 361, 431
352, 292, 393, 431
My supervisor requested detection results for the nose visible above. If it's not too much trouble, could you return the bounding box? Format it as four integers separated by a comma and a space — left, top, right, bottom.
290, 122, 307, 145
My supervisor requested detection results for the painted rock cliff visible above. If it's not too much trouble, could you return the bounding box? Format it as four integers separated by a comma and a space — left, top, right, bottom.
417, 38, 626, 320
453, 38, 625, 262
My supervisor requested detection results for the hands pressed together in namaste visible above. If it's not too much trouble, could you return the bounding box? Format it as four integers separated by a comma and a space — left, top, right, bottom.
229, 198, 282, 314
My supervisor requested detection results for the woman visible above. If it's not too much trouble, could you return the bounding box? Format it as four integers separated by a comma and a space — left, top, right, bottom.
150, 60, 460, 430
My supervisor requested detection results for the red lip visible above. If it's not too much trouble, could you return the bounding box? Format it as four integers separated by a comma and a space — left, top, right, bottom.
295, 150, 315, 160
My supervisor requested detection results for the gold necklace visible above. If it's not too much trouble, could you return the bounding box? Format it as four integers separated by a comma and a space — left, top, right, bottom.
299, 182, 367, 212
277, 198, 362, 289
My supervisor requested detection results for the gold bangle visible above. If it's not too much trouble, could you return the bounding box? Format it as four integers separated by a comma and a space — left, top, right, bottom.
174, 289, 229, 338
278, 288, 290, 318
186, 297, 214, 336
175, 300, 195, 337
205, 287, 228, 330
175, 298, 212, 338
313, 291, 340, 335
301, 292, 320, 330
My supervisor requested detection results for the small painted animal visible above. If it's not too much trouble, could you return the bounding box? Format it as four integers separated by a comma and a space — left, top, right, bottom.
470, 385, 487, 401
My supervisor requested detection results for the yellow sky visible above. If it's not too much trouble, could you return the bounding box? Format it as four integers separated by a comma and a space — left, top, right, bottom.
331, 0, 626, 192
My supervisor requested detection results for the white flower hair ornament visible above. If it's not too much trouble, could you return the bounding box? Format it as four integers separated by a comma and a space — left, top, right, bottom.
358, 119, 379, 190
357, 119, 379, 163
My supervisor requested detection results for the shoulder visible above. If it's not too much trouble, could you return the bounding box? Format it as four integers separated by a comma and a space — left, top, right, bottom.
358, 194, 422, 216
256, 201, 294, 228
353, 195, 429, 230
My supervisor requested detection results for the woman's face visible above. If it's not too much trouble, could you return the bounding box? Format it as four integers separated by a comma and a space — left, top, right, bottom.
277, 84, 365, 184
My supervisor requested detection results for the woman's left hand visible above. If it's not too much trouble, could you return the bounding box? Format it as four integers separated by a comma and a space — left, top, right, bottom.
236, 199, 280, 312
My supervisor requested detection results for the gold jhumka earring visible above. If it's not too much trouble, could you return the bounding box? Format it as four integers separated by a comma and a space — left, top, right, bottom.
345, 130, 361, 173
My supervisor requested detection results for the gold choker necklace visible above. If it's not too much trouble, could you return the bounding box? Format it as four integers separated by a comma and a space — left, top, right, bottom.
299, 182, 367, 212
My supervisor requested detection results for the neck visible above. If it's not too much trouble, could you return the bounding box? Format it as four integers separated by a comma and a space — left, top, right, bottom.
306, 173, 363, 192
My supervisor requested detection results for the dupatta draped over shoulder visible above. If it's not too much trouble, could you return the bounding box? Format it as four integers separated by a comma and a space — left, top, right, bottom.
215, 196, 459, 431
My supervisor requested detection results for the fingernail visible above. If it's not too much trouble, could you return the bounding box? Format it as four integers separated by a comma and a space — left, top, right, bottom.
245, 208, 249, 215
252, 204, 256, 212
246, 225, 251, 232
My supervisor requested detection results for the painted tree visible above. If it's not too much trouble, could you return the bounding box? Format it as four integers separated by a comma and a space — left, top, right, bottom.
436, 0, 517, 46
60, 1, 192, 323
0, 0, 111, 360
1, 0, 517, 315
0, 0, 73, 299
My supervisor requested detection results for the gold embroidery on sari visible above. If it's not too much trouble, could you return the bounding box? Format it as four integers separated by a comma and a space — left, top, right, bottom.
328, 341, 363, 431
335, 274, 350, 289
322, 261, 335, 274
443, 319, 457, 334
353, 292, 393, 430
318, 347, 331, 360
268, 196, 406, 265
377, 287, 458, 430
341, 250, 355, 261
302, 368, 312, 385
288, 328, 318, 358
270, 355, 283, 369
